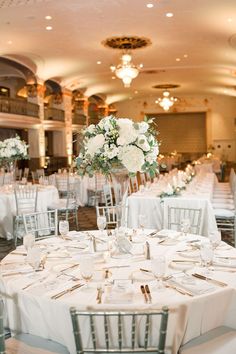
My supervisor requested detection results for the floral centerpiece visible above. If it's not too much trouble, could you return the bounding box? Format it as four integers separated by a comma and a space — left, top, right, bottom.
0, 135, 29, 171
76, 115, 159, 177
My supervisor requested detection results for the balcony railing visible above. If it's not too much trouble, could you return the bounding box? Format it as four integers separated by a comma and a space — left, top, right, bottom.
0, 97, 39, 118
72, 113, 87, 125
44, 107, 65, 122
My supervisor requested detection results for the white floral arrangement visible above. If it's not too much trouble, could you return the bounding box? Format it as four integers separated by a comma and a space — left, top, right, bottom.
76, 115, 159, 176
0, 135, 29, 164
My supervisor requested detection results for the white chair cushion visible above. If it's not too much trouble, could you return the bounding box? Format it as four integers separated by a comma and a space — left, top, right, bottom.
212, 203, 235, 210
213, 198, 234, 203
6, 333, 69, 353
179, 326, 236, 354
214, 209, 235, 217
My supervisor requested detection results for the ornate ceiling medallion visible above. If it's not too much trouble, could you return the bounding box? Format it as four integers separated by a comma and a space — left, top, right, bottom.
102, 36, 151, 50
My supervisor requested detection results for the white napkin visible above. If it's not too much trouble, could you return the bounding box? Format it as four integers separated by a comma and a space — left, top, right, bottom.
116, 236, 132, 254
167, 274, 215, 295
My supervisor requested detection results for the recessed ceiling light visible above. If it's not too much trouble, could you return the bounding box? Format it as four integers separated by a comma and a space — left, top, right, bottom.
7, 40, 12, 45
97, 61, 102, 64
45, 15, 52, 20
227, 18, 233, 22
111, 76, 116, 80
183, 54, 188, 58
176, 58, 181, 62
139, 63, 144, 68
134, 90, 138, 94
46, 26, 52, 30
146, 3, 154, 8
166, 12, 173, 17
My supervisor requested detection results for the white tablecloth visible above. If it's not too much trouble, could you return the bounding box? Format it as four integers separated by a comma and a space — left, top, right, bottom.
1, 230, 236, 353
0, 185, 59, 239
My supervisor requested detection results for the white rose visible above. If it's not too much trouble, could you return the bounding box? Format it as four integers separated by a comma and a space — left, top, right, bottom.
104, 144, 120, 159
86, 134, 105, 157
86, 124, 96, 134
116, 118, 138, 146
136, 134, 150, 152
138, 121, 149, 134
118, 145, 145, 173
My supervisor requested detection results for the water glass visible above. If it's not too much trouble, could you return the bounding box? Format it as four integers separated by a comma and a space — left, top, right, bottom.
23, 233, 35, 253
97, 216, 106, 235
151, 256, 166, 289
59, 220, 69, 239
200, 241, 214, 274
209, 231, 221, 250
80, 256, 94, 288
180, 218, 191, 237
27, 247, 42, 276
138, 214, 146, 235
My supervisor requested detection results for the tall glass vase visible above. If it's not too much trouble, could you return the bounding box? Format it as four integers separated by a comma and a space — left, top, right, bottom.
110, 166, 130, 228
5, 160, 17, 181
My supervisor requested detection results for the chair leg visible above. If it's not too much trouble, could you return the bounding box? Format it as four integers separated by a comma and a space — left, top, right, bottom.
75, 209, 79, 230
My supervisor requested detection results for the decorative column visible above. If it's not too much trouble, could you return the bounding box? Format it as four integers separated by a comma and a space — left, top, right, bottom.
98, 104, 109, 119
27, 80, 46, 168
62, 89, 73, 166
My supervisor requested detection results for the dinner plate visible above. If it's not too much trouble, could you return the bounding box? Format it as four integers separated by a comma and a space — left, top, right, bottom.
169, 260, 195, 271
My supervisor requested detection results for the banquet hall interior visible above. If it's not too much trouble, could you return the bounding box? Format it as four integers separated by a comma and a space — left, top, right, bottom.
1, 0, 236, 353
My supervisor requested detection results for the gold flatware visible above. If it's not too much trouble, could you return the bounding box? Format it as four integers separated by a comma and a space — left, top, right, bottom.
140, 268, 152, 273
157, 239, 166, 244
22, 275, 48, 290
51, 283, 84, 299
165, 283, 193, 297
101, 265, 129, 270
192, 273, 227, 287
145, 284, 152, 303
140, 285, 148, 303
216, 256, 236, 260
11, 252, 27, 256
96, 286, 103, 304
3, 271, 33, 277
172, 259, 199, 264
60, 263, 79, 273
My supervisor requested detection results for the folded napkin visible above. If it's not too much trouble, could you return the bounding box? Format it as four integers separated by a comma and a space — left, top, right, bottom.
116, 236, 132, 254
167, 274, 215, 295
104, 287, 134, 304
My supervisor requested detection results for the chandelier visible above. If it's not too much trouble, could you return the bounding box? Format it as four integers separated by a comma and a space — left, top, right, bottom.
110, 52, 140, 87
102, 36, 151, 88
155, 90, 178, 111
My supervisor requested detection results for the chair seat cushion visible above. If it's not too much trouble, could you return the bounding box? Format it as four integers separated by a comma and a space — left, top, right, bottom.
214, 209, 235, 218
213, 198, 234, 203
212, 203, 235, 210
6, 333, 69, 353
179, 326, 236, 354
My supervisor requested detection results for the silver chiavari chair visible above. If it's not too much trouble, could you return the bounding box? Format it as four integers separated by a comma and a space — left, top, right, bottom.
139, 172, 146, 186
70, 307, 169, 354
14, 185, 38, 246
23, 209, 58, 240
103, 183, 113, 206
96, 205, 120, 229
167, 206, 202, 235
130, 175, 139, 193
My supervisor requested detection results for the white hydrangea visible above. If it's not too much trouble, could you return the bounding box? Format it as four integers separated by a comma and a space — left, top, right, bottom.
119, 145, 145, 173
136, 134, 150, 152
104, 144, 120, 159
86, 124, 96, 134
86, 134, 105, 158
138, 121, 149, 134
116, 118, 138, 146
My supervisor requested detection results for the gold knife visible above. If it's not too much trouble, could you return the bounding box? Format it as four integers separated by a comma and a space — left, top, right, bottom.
51, 283, 84, 299
192, 273, 227, 287
145, 284, 152, 303
140, 285, 148, 303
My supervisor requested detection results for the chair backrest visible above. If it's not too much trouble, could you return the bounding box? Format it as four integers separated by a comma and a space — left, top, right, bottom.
14, 185, 38, 215
70, 307, 169, 354
229, 168, 236, 194
36, 169, 45, 179
130, 175, 138, 193
55, 174, 69, 194
96, 205, 120, 229
23, 209, 58, 239
23, 167, 29, 179
139, 173, 146, 186
0, 173, 4, 187
103, 183, 113, 206
66, 180, 81, 208
167, 205, 202, 235
15, 168, 22, 181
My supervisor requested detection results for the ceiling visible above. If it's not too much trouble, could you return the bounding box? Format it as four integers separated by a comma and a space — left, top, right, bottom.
1, 0, 236, 103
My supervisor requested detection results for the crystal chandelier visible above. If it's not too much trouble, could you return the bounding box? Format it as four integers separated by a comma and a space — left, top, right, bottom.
155, 90, 178, 111
110, 52, 140, 87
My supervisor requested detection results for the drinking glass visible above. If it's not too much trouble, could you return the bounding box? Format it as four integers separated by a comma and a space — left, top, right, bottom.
27, 247, 42, 277
180, 218, 191, 237
59, 220, 69, 239
209, 231, 221, 250
80, 256, 94, 288
200, 241, 214, 274
23, 233, 35, 253
151, 256, 166, 289
97, 216, 106, 236
138, 214, 146, 235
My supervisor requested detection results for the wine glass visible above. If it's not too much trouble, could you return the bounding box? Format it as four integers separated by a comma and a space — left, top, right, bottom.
138, 214, 146, 236
180, 218, 191, 237
59, 220, 69, 239
97, 216, 106, 236
80, 256, 94, 288
200, 241, 214, 275
27, 247, 42, 277
151, 256, 166, 289
23, 233, 35, 254
209, 231, 221, 250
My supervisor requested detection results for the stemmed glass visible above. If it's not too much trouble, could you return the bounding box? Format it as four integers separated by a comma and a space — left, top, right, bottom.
59, 220, 69, 239
97, 216, 106, 236
138, 214, 146, 236
200, 241, 214, 275
27, 247, 42, 278
151, 256, 166, 289
209, 231, 221, 250
80, 256, 94, 288
23, 233, 35, 256
180, 218, 191, 237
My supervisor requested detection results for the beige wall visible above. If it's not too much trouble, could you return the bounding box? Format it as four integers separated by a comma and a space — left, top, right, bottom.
116, 94, 236, 161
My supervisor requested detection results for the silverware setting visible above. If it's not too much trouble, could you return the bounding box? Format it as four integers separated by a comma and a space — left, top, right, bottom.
192, 273, 227, 287
96, 286, 103, 304
140, 284, 151, 303
165, 283, 194, 297
22, 275, 49, 290
51, 283, 84, 299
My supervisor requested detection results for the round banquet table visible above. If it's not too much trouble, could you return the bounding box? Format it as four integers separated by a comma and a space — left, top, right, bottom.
0, 184, 59, 239
1, 229, 236, 354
